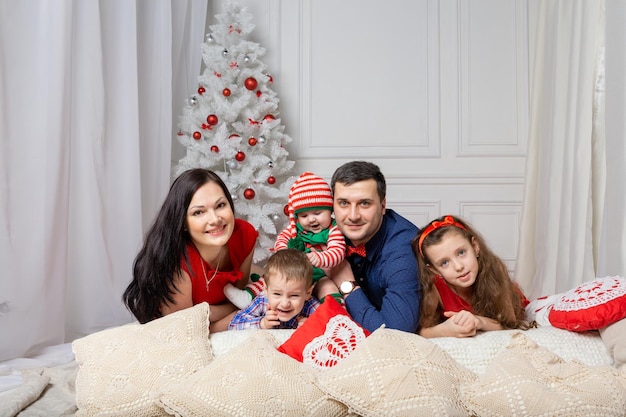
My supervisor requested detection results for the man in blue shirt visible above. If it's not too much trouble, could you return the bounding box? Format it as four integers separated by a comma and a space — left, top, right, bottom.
330, 161, 420, 333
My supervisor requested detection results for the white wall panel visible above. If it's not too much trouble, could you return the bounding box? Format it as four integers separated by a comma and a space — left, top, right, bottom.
459, 0, 528, 156
219, 0, 529, 274
389, 201, 441, 231
460, 202, 523, 275
299, 0, 440, 158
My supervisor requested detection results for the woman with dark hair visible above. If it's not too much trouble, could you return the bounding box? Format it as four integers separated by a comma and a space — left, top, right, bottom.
122, 168, 258, 332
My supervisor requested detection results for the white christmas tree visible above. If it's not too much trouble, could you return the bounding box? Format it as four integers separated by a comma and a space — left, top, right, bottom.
175, 0, 295, 263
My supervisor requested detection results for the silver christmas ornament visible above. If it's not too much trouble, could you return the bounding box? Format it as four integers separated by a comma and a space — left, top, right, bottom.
231, 193, 238, 201
188, 96, 198, 106
268, 161, 274, 168
228, 159, 238, 169
272, 214, 280, 221
243, 55, 250, 64
258, 136, 266, 144
207, 34, 214, 43
222, 49, 228, 57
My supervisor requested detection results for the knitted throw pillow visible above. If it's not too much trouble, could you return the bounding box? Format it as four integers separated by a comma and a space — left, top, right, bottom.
314, 328, 476, 417
276, 296, 369, 369
157, 330, 347, 417
72, 303, 213, 417
459, 332, 626, 416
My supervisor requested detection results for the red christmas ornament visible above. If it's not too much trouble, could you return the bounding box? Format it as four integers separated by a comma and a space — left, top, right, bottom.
263, 114, 276, 122
206, 114, 218, 125
266, 73, 273, 83
192, 131, 202, 140
248, 137, 257, 146
267, 176, 276, 185
235, 151, 246, 162
197, 86, 205, 95
210, 145, 219, 153
229, 133, 240, 140
244, 188, 255, 200
256, 91, 262, 98
223, 88, 231, 97
244, 77, 258, 90
283, 204, 289, 216
177, 130, 183, 136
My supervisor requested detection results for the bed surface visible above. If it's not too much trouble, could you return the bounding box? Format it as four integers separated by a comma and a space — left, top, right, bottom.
1, 319, 623, 417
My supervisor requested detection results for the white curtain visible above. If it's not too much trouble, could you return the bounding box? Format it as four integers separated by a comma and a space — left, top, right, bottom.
599, 0, 626, 277
517, 0, 626, 299
0, 0, 208, 361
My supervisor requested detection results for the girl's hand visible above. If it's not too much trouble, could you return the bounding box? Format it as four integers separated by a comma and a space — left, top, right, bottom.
261, 306, 280, 329
443, 310, 479, 337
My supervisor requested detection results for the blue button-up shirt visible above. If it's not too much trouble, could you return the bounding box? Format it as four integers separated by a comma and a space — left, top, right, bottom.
344, 209, 420, 333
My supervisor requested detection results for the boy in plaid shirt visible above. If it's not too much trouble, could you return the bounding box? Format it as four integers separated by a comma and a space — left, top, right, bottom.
228, 249, 320, 330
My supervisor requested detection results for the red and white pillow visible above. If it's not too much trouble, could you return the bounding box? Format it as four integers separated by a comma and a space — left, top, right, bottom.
530, 276, 626, 332
277, 296, 370, 369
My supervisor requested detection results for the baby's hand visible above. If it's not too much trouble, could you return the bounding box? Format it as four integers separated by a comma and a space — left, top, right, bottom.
306, 251, 320, 267
443, 310, 479, 337
262, 307, 280, 329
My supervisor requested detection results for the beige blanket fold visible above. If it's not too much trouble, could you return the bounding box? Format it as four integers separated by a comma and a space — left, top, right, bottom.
0, 370, 49, 417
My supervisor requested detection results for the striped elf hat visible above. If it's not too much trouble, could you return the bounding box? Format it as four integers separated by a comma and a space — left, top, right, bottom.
287, 172, 333, 237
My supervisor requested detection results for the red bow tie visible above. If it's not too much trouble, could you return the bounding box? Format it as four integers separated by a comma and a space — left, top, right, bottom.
346, 244, 366, 257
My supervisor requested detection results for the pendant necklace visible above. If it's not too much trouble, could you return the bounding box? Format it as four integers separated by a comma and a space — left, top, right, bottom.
200, 248, 222, 292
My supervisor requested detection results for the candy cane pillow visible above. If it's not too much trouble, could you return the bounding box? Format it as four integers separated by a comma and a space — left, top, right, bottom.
277, 296, 370, 369
548, 276, 626, 331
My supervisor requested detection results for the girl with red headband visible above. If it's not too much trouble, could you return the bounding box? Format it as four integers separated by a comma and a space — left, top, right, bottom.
411, 215, 532, 338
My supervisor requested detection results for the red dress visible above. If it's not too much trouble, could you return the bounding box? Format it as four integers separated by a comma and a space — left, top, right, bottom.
434, 276, 530, 317
435, 276, 473, 314
181, 219, 258, 305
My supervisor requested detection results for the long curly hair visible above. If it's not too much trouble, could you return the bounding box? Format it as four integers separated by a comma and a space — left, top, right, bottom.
411, 215, 530, 330
122, 169, 235, 323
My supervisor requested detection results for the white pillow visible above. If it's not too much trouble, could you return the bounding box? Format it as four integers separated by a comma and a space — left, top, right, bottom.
600, 317, 626, 369
429, 326, 613, 374
72, 303, 213, 417
209, 328, 294, 357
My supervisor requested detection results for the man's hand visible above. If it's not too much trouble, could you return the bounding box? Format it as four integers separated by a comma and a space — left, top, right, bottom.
329, 259, 356, 287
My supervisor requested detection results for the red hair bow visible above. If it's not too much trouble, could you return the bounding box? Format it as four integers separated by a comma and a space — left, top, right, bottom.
418, 216, 466, 257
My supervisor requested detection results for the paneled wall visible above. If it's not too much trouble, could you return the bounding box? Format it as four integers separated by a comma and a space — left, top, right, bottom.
205, 0, 529, 275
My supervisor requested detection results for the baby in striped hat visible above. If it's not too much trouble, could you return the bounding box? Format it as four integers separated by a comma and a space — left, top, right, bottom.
225, 171, 346, 309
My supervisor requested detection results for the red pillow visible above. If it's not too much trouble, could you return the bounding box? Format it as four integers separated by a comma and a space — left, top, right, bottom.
277, 296, 370, 369
548, 276, 626, 331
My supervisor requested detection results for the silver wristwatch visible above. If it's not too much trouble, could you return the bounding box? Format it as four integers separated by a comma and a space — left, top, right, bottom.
339, 280, 358, 296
